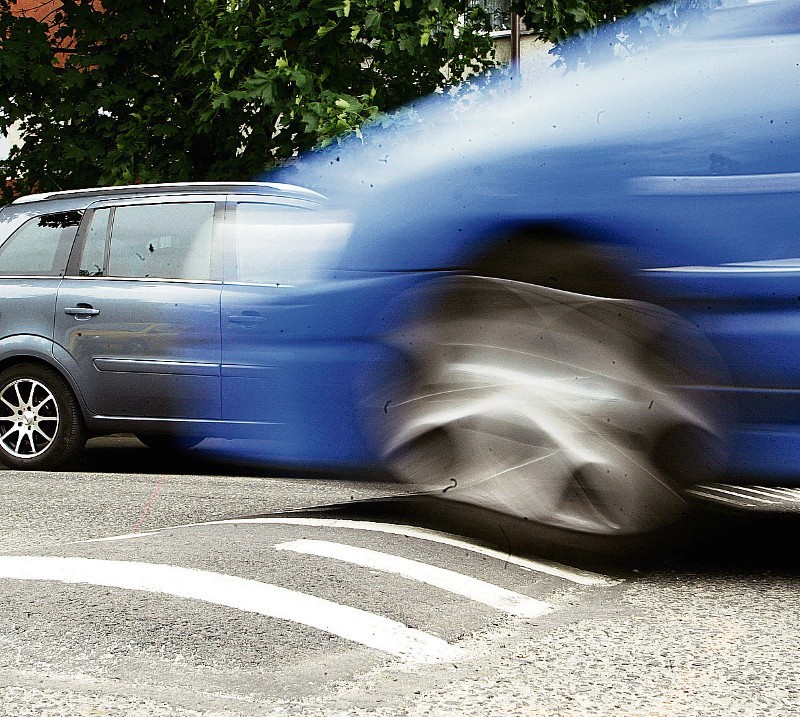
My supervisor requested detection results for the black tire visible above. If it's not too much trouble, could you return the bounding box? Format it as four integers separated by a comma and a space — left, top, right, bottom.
0, 363, 87, 470
136, 434, 204, 452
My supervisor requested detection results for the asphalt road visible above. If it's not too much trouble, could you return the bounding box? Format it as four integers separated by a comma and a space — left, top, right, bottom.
1, 435, 799, 716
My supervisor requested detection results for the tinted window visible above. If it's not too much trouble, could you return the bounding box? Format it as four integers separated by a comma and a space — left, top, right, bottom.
0, 210, 82, 276
234, 203, 350, 285
106, 203, 215, 280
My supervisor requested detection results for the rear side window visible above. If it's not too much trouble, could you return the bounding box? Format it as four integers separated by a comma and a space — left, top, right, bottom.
233, 203, 350, 285
80, 202, 216, 280
0, 210, 82, 276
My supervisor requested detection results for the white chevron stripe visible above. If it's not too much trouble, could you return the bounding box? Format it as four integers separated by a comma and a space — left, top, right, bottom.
223, 518, 617, 586
0, 556, 464, 663
276, 539, 554, 619
743, 486, 800, 502
687, 485, 779, 504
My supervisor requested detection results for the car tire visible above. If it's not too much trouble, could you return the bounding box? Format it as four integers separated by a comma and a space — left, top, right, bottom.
0, 363, 87, 470
136, 434, 204, 452
381, 275, 726, 537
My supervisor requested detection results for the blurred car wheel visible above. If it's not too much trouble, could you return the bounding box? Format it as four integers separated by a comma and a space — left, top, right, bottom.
383, 275, 725, 536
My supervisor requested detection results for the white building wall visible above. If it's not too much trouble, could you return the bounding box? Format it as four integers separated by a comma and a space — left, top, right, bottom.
492, 33, 563, 84
0, 122, 22, 161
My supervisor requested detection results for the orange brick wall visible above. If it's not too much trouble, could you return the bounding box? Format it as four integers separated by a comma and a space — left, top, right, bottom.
11, 0, 62, 23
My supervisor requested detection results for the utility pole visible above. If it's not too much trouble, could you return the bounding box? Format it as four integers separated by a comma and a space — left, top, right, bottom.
510, 11, 521, 77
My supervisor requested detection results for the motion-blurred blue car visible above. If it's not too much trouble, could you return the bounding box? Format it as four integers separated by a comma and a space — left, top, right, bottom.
2, 0, 798, 538
275, 0, 800, 534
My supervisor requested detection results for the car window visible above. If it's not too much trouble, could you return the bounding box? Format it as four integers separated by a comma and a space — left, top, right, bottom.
0, 210, 82, 277
79, 207, 111, 277
102, 202, 216, 280
234, 203, 350, 285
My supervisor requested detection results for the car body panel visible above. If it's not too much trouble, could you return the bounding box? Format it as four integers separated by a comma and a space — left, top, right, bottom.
54, 277, 222, 419
0, 279, 61, 347
219, 271, 433, 464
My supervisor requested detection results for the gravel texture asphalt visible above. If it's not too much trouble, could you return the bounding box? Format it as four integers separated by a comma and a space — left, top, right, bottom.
1, 435, 799, 716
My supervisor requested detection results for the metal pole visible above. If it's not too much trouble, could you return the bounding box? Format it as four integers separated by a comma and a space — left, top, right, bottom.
510, 11, 521, 77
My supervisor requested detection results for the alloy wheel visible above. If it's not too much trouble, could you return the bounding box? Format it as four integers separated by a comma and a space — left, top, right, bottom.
0, 378, 60, 459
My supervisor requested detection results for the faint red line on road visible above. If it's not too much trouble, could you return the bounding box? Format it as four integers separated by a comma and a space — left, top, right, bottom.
133, 475, 168, 533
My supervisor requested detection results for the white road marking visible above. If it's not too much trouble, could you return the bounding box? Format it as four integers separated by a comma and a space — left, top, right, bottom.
235, 518, 617, 586
276, 539, 554, 619
79, 518, 617, 586
686, 484, 800, 508
732, 486, 794, 501
0, 556, 464, 663
726, 485, 800, 503
684, 489, 750, 507
757, 487, 800, 502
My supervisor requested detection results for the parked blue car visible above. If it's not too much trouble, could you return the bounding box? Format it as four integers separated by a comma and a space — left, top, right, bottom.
2, 0, 798, 537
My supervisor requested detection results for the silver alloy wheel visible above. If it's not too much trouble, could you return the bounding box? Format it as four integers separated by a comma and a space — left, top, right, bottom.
0, 377, 60, 459
382, 276, 726, 536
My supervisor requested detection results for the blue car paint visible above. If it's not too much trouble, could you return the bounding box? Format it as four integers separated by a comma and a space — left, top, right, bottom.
267, 0, 800, 480
218, 270, 448, 466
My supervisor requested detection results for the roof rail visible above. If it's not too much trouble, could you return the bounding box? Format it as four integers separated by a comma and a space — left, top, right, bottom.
12, 181, 325, 205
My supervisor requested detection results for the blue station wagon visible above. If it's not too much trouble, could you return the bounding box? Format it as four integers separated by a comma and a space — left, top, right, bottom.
0, 182, 365, 471
0, 179, 728, 541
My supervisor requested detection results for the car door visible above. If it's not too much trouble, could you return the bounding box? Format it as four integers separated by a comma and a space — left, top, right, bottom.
0, 209, 81, 354
220, 197, 348, 431
54, 197, 223, 420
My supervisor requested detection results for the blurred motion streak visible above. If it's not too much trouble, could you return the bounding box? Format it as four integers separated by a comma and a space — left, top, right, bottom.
262, 0, 800, 537
377, 277, 725, 535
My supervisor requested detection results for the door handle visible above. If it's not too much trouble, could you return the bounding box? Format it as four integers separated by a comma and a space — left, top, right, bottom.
228, 312, 266, 325
64, 305, 100, 318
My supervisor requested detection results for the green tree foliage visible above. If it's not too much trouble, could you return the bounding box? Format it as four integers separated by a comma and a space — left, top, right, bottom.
0, 0, 496, 199
512, 0, 646, 44
514, 0, 720, 64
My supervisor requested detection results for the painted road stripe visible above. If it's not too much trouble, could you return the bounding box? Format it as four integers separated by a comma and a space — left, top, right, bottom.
686, 484, 800, 508
685, 488, 752, 507
276, 539, 554, 619
82, 517, 616, 586
761, 487, 800, 502
0, 556, 463, 663
732, 486, 793, 501
236, 518, 617, 586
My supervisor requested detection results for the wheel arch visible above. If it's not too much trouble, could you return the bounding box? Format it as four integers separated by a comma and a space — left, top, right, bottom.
464, 219, 644, 300
0, 339, 90, 420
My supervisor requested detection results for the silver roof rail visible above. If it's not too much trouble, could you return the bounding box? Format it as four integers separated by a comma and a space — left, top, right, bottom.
12, 181, 325, 205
